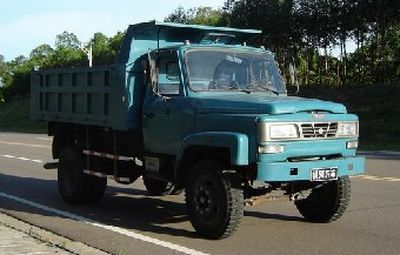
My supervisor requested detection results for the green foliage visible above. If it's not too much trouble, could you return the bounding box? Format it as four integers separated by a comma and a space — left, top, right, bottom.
0, 54, 7, 101
55, 31, 80, 49
0, 54, 6, 76
0, 29, 125, 102
164, 6, 227, 26
164, 6, 190, 24
230, 0, 301, 84
347, 23, 400, 84
90, 31, 125, 65
226, 0, 400, 86
29, 44, 54, 68
189, 7, 227, 26
109, 31, 125, 54
299, 84, 400, 150
1, 1, 399, 102
0, 97, 46, 133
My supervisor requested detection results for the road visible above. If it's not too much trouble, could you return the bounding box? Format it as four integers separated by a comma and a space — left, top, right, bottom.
0, 132, 399, 255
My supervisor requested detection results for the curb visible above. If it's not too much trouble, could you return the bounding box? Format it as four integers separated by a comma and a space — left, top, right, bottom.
0, 211, 109, 255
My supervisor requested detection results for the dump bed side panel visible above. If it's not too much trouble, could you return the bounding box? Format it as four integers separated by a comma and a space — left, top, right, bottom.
30, 64, 137, 130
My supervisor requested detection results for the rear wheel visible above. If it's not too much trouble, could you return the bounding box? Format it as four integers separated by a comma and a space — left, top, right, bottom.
185, 160, 243, 239
294, 176, 351, 222
58, 147, 107, 204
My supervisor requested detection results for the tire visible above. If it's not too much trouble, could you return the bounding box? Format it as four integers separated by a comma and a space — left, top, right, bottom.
185, 160, 243, 239
294, 176, 351, 223
58, 147, 107, 204
143, 176, 168, 196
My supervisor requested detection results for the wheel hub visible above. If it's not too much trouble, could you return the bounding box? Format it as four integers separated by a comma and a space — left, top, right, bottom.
194, 180, 217, 218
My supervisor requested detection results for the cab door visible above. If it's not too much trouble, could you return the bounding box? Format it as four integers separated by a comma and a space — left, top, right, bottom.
142, 51, 184, 155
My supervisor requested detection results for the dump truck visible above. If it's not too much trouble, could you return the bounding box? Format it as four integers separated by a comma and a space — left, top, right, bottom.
31, 21, 365, 239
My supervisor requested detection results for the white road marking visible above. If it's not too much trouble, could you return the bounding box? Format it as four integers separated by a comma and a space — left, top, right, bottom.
0, 192, 208, 255
2, 154, 15, 159
0, 140, 50, 149
1, 154, 43, 164
31, 159, 44, 163
17, 157, 30, 161
36, 137, 52, 141
351, 174, 400, 182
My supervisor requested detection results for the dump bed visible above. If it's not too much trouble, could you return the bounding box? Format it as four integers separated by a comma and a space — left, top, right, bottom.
31, 21, 261, 130
30, 64, 135, 130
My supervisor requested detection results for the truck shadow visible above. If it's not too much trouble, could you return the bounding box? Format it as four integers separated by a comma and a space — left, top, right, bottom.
0, 172, 304, 240
244, 211, 303, 222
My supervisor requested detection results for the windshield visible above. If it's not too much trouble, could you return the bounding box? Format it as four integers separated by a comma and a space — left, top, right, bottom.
185, 48, 286, 93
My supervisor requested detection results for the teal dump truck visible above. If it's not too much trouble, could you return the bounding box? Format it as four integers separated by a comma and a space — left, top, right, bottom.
31, 21, 365, 239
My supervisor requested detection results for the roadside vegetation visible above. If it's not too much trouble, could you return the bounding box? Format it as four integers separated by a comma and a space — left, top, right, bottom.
0, 0, 399, 149
298, 84, 400, 151
0, 97, 46, 133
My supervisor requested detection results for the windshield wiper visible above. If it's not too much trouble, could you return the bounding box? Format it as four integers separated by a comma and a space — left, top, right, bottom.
245, 81, 280, 95
258, 86, 280, 95
239, 88, 251, 94
227, 84, 251, 94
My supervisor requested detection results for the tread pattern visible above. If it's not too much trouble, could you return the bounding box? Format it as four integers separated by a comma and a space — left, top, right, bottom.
220, 173, 244, 238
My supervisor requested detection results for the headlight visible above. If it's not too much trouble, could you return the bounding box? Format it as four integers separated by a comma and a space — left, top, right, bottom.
269, 124, 299, 139
337, 121, 358, 137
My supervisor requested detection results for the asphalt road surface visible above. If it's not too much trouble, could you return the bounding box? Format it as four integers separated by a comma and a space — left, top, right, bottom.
0, 132, 399, 255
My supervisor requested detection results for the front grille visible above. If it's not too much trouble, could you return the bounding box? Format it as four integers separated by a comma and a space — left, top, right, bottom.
300, 122, 338, 139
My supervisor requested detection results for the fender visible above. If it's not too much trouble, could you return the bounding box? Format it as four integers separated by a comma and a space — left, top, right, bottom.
177, 131, 249, 166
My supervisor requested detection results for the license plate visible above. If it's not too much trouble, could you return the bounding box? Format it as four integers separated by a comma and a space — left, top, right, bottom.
311, 167, 338, 181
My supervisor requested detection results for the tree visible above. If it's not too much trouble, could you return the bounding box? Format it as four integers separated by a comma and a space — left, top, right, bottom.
0, 55, 33, 101
29, 44, 54, 68
230, 0, 302, 85
164, 6, 226, 26
189, 7, 226, 26
30, 44, 54, 59
0, 54, 7, 101
90, 31, 125, 65
0, 54, 6, 80
109, 31, 125, 58
91, 32, 113, 65
50, 31, 86, 68
55, 31, 81, 49
0, 30, 125, 101
164, 6, 191, 23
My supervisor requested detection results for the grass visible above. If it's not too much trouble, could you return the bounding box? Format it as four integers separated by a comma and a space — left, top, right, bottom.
0, 97, 46, 133
298, 84, 400, 151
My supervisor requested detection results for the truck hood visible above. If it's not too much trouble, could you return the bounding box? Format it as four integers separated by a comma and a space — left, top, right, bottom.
195, 94, 347, 115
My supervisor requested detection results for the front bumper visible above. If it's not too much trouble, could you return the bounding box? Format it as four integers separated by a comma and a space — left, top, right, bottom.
256, 156, 365, 182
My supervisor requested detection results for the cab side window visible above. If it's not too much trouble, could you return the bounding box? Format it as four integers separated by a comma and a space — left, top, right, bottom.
157, 56, 181, 95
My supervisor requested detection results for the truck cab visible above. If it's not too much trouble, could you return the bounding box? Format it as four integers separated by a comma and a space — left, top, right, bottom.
31, 21, 364, 239
140, 26, 363, 184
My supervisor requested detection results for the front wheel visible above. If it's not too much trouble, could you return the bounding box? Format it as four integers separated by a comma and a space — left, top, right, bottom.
294, 176, 351, 223
185, 160, 243, 239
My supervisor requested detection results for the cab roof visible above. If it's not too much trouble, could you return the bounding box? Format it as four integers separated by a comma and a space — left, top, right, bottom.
117, 21, 262, 64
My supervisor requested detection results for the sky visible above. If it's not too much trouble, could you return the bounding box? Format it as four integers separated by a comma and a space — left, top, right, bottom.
0, 0, 225, 61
